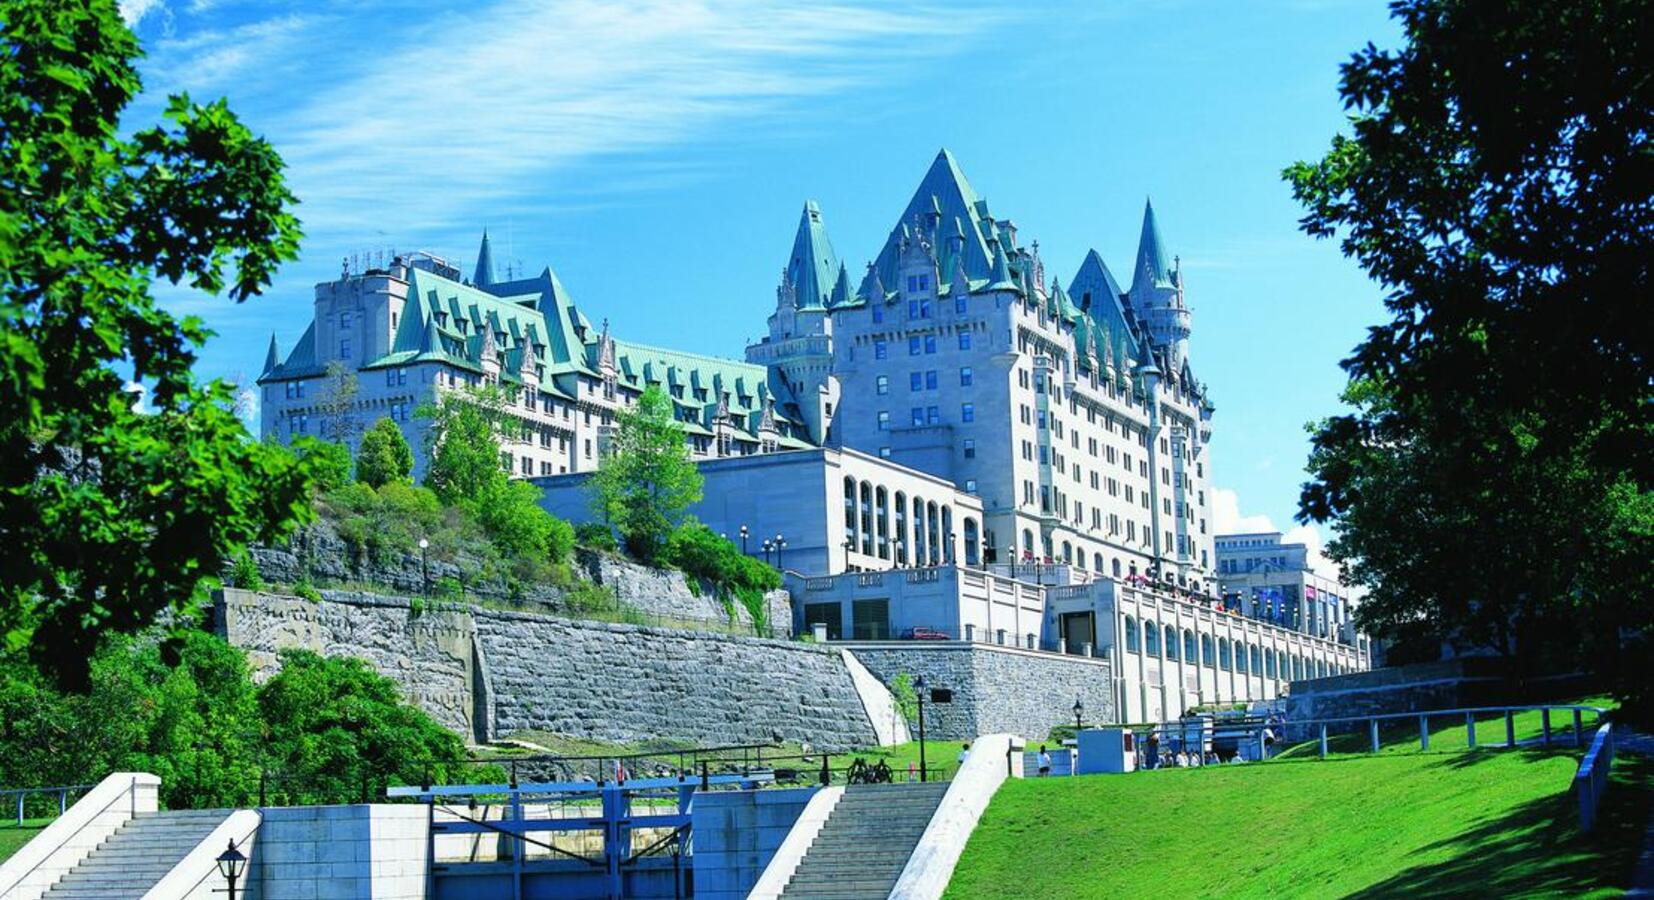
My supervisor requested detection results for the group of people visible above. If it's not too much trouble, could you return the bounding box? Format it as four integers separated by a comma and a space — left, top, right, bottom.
1139, 733, 1232, 770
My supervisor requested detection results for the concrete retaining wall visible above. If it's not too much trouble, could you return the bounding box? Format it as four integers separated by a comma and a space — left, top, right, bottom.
692, 787, 818, 900
249, 805, 428, 900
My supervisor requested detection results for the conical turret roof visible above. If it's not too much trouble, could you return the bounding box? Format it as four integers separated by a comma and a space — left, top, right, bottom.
787, 201, 840, 309
1129, 198, 1174, 294
474, 230, 496, 288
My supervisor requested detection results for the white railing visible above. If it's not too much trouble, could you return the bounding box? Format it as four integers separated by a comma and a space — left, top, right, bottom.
1575, 723, 1616, 833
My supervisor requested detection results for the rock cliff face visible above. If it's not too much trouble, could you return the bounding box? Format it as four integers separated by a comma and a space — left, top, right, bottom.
241, 531, 789, 636
214, 588, 874, 750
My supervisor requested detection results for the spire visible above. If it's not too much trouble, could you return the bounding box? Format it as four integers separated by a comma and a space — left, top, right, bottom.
1130, 198, 1173, 295
262, 332, 280, 376
830, 262, 852, 307
420, 315, 442, 355
474, 229, 496, 288
787, 200, 840, 309
987, 236, 1015, 291
862, 260, 887, 304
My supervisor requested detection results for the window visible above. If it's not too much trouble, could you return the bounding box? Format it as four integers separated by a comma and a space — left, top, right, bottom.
872, 304, 884, 323
958, 331, 972, 350
961, 403, 975, 422
1201, 635, 1214, 667
1236, 643, 1249, 674
955, 294, 967, 314
960, 366, 973, 386
1184, 631, 1197, 663
907, 274, 930, 293
909, 336, 921, 356
910, 372, 924, 391
339, 338, 351, 357
340, 311, 353, 329
879, 446, 891, 458
912, 408, 925, 426
963, 439, 975, 459
1166, 631, 1179, 661
877, 411, 890, 431
1251, 645, 1263, 675
924, 335, 937, 354
925, 370, 938, 389
1144, 622, 1161, 656
875, 340, 888, 360
926, 406, 940, 425
965, 479, 977, 493
1220, 639, 1232, 671
876, 375, 889, 395
521, 456, 533, 475
1124, 617, 1140, 652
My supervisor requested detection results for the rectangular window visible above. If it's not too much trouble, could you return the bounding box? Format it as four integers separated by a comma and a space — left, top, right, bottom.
960, 366, 973, 386
872, 304, 884, 323
912, 407, 924, 426
909, 336, 921, 356
927, 406, 940, 425
955, 295, 967, 314
876, 375, 889, 395
340, 311, 353, 329
961, 403, 975, 422
925, 370, 938, 390
958, 331, 972, 350
339, 338, 351, 357
925, 335, 937, 354
879, 446, 892, 458
386, 370, 397, 387
964, 438, 976, 458
910, 372, 924, 391
877, 411, 890, 431
965, 479, 978, 493
875, 340, 888, 360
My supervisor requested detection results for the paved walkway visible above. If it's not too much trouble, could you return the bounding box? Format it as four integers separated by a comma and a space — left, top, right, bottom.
1621, 728, 1653, 899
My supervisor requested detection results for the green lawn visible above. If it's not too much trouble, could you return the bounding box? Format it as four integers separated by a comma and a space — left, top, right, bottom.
947, 747, 1652, 898
1275, 697, 1615, 760
0, 819, 51, 865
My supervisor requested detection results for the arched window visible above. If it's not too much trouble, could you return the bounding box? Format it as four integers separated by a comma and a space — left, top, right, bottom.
1112, 558, 1122, 577
1165, 628, 1179, 660
927, 501, 942, 565
1292, 656, 1303, 681
894, 492, 909, 565
859, 481, 874, 556
1145, 622, 1161, 657
1022, 528, 1034, 559
941, 505, 955, 564
1061, 541, 1072, 565
1184, 630, 1197, 663
1236, 643, 1249, 674
963, 517, 980, 566
1250, 645, 1262, 677
1124, 616, 1139, 652
875, 487, 890, 559
1219, 639, 1232, 671
1094, 552, 1104, 572
842, 477, 857, 549
1265, 648, 1277, 679
1201, 635, 1214, 668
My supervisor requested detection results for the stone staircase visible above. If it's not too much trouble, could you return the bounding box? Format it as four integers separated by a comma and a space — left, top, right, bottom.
42, 809, 234, 899
781, 781, 950, 899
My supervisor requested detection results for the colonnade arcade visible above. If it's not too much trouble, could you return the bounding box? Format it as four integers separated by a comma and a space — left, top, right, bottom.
841, 476, 980, 570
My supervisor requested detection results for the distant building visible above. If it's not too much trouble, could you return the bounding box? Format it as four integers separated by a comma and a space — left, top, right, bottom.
1215, 531, 1369, 653
257, 243, 815, 479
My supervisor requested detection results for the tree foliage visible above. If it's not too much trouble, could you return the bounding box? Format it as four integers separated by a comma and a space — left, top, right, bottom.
418, 384, 511, 505
356, 417, 414, 489
316, 361, 361, 445
589, 385, 703, 562
1286, 0, 1651, 704
0, 0, 311, 685
662, 520, 781, 632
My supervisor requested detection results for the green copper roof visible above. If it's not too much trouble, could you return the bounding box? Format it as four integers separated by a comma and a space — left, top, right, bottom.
1070, 248, 1140, 363
1130, 198, 1174, 293
473, 230, 496, 288
787, 201, 840, 310
614, 339, 803, 433
859, 149, 998, 300
259, 320, 319, 382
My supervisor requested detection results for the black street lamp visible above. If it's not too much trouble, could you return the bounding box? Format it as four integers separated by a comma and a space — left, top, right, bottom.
216, 839, 247, 900
914, 675, 929, 783
842, 538, 853, 572
418, 538, 430, 596
1073, 697, 1085, 734
761, 539, 773, 566
774, 535, 787, 571
739, 525, 749, 555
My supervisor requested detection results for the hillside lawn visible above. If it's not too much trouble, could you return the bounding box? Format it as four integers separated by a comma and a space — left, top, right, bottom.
0, 819, 51, 865
948, 744, 1652, 898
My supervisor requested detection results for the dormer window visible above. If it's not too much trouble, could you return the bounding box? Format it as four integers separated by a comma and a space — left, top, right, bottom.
906, 274, 929, 292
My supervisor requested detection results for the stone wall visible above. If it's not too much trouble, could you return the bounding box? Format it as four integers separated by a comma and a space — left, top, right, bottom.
844, 643, 1116, 741
215, 588, 874, 751
1283, 657, 1594, 732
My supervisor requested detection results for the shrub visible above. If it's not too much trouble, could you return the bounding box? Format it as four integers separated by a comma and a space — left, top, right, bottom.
295, 438, 353, 495
546, 517, 575, 564
293, 581, 321, 603
356, 417, 414, 488
229, 551, 264, 592
890, 672, 919, 724
575, 521, 618, 552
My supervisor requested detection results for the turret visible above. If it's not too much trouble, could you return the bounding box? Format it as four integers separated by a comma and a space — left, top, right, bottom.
1127, 199, 1192, 372
474, 230, 496, 288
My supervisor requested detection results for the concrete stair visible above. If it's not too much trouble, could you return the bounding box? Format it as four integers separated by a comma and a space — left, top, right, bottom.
43, 809, 234, 899
782, 781, 949, 899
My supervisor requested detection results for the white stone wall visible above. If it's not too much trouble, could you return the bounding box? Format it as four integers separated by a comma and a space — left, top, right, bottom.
249, 805, 427, 900
0, 773, 159, 900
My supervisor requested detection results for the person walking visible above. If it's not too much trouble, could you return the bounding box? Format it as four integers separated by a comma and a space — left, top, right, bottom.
1037, 746, 1052, 777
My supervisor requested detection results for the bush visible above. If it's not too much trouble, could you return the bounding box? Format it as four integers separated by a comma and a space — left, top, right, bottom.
476, 480, 556, 559
356, 417, 414, 488
575, 521, 619, 552
229, 551, 264, 592
295, 438, 353, 495
546, 517, 575, 564
663, 522, 781, 634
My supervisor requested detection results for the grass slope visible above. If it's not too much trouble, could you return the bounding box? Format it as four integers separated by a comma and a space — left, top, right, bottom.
947, 748, 1652, 899
0, 819, 51, 865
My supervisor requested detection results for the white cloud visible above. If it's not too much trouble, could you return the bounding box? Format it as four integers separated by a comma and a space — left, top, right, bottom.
119, 0, 165, 25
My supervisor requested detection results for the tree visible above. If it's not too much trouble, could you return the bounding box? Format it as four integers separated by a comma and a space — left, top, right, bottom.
257, 650, 471, 804
589, 385, 703, 562
357, 417, 414, 488
316, 361, 361, 444
1285, 0, 1651, 706
0, 0, 310, 685
417, 384, 510, 507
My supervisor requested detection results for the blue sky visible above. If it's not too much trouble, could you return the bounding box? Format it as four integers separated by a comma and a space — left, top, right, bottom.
125, 0, 1398, 570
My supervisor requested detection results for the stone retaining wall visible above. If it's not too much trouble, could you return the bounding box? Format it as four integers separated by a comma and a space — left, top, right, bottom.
215, 588, 872, 750
844, 643, 1116, 741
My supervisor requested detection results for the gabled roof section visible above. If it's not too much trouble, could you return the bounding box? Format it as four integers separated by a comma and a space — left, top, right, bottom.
613, 340, 811, 437
1130, 198, 1174, 294
858, 149, 998, 300
258, 321, 320, 382
787, 201, 840, 310
1070, 249, 1140, 361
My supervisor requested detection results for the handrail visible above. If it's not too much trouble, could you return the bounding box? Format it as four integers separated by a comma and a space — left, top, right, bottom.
0, 774, 143, 898
0, 785, 95, 827
1575, 723, 1616, 833
1283, 703, 1606, 727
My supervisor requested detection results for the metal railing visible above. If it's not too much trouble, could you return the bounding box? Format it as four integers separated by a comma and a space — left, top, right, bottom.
1286, 703, 1608, 758
1575, 723, 1616, 833
0, 783, 93, 826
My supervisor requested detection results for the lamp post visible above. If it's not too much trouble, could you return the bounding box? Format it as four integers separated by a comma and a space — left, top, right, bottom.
216, 839, 247, 900
418, 538, 430, 596
981, 538, 990, 570
1073, 697, 1085, 734
739, 525, 749, 555
914, 675, 929, 783
842, 538, 853, 573
761, 539, 773, 566
774, 535, 786, 572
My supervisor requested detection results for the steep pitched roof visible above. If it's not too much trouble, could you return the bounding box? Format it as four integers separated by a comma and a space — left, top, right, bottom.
473, 230, 496, 288
858, 149, 999, 299
1069, 249, 1140, 361
262, 333, 279, 377
787, 201, 840, 310
613, 340, 805, 432
1129, 198, 1174, 294
258, 320, 320, 382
